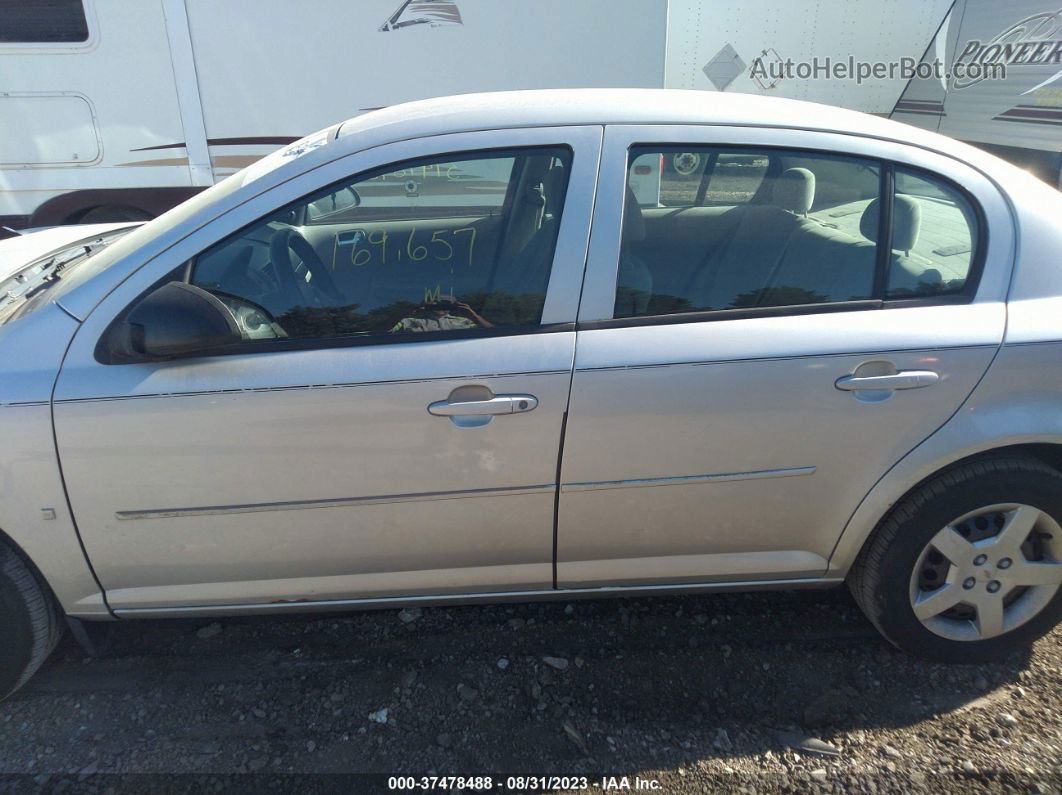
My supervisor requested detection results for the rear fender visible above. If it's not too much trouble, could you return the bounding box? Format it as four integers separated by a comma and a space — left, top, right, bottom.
829, 341, 1062, 574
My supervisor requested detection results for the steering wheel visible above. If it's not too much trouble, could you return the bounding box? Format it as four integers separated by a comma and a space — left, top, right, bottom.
268, 226, 345, 305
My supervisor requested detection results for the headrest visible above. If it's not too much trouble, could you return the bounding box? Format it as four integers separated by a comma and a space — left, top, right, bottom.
543, 165, 567, 216
859, 195, 921, 252
773, 167, 815, 215
623, 185, 646, 242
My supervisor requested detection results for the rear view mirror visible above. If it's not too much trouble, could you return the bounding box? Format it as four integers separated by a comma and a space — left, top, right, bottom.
110, 282, 241, 361
306, 187, 361, 221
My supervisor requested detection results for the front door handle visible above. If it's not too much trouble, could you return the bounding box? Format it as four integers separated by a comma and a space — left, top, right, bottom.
428, 393, 538, 417
835, 370, 939, 391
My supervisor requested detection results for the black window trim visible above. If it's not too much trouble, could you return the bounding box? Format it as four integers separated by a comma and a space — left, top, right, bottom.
96, 144, 576, 365
579, 299, 882, 332
871, 164, 894, 300
692, 150, 719, 206
593, 143, 988, 332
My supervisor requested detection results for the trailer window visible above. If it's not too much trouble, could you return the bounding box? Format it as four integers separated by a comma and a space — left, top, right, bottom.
0, 0, 88, 43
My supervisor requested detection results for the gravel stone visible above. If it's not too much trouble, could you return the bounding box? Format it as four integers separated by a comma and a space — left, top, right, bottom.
799, 737, 841, 758
398, 607, 422, 624
195, 623, 222, 640
712, 728, 733, 752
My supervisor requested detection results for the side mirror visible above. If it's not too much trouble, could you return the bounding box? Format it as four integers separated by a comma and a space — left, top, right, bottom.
112, 282, 241, 361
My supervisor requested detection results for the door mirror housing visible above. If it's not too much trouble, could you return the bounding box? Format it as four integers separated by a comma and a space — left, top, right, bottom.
107, 282, 242, 361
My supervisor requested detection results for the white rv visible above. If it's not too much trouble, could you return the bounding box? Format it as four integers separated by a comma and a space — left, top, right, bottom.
0, 0, 667, 232
1, 0, 1059, 236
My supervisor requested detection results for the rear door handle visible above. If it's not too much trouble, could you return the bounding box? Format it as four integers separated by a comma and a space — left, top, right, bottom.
835, 370, 939, 391
428, 394, 538, 417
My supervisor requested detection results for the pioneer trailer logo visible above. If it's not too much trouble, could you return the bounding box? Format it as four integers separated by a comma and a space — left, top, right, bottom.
953, 9, 1062, 89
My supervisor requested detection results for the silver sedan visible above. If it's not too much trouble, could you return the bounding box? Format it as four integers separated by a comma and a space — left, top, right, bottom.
1, 89, 1060, 697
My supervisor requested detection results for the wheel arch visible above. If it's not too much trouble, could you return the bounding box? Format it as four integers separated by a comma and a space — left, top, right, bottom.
0, 524, 62, 613
0, 513, 109, 620
830, 432, 1062, 577
28, 188, 203, 227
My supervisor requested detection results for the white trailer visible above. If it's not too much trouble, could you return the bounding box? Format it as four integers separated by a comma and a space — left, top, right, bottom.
3, 0, 1059, 235
890, 0, 1062, 187
664, 0, 1062, 187
0, 0, 667, 231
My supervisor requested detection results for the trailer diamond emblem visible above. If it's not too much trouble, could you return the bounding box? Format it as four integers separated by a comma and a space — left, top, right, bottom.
703, 43, 746, 91
750, 48, 785, 90
380, 0, 463, 32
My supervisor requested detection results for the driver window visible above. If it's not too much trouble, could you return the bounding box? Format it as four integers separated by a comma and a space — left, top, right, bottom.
188, 146, 572, 344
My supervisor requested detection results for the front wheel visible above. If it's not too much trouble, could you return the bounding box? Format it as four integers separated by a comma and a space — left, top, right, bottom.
849, 456, 1062, 662
0, 541, 63, 698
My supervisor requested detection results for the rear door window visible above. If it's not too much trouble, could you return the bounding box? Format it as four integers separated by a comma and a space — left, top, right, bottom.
616, 146, 881, 318
613, 146, 983, 321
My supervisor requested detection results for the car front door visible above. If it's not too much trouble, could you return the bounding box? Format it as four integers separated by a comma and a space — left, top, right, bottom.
53, 126, 601, 611
556, 124, 1014, 588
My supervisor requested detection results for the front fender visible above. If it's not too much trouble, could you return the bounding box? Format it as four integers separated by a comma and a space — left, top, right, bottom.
0, 303, 108, 616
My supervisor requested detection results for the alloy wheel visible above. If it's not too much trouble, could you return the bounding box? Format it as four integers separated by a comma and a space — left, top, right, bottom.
910, 503, 1062, 641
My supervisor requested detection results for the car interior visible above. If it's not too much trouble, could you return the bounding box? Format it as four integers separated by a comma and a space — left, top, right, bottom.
179, 144, 976, 340
187, 148, 573, 342
618, 150, 976, 318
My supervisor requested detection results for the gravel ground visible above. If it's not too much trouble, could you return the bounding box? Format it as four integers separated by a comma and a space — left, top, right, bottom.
0, 587, 1059, 793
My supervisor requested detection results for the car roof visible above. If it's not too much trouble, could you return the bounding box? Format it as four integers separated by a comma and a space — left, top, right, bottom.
334, 88, 992, 169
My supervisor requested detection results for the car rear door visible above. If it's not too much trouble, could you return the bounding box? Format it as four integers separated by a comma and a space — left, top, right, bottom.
556, 124, 1013, 589
52, 126, 601, 612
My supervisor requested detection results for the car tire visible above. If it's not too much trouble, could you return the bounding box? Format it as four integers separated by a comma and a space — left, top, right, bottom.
0, 541, 63, 699
849, 455, 1062, 662
670, 152, 702, 176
